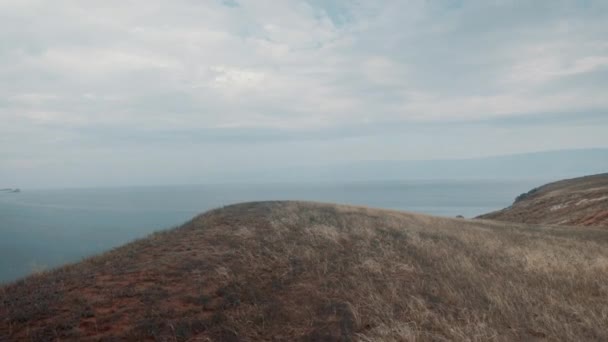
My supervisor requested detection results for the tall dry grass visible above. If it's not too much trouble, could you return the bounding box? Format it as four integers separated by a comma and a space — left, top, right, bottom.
2, 201, 608, 341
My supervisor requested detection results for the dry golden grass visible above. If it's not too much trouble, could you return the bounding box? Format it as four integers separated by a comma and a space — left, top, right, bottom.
480, 173, 608, 227
2, 201, 608, 341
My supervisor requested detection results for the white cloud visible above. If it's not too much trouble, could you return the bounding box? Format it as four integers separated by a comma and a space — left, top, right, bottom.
1, 0, 608, 186
505, 42, 608, 85
209, 65, 266, 91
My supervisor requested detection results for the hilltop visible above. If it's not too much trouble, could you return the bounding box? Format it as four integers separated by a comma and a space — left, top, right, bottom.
478, 173, 608, 227
2, 201, 608, 341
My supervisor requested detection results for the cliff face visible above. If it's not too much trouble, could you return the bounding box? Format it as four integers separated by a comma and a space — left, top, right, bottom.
3, 201, 608, 341
479, 173, 608, 227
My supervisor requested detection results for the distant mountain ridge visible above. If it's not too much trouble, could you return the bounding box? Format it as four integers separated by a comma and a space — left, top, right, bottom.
478, 173, 608, 227
228, 148, 608, 183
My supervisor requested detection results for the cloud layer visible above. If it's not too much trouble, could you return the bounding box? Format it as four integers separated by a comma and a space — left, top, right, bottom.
2, 0, 607, 186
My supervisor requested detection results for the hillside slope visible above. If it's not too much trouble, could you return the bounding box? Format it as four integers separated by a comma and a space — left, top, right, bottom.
478, 173, 608, 227
2, 201, 608, 341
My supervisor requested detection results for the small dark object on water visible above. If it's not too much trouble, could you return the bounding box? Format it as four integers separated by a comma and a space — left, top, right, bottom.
0, 188, 20, 193
456, 215, 464, 219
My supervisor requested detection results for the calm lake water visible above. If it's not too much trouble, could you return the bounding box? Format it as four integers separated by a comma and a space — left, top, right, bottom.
0, 180, 542, 283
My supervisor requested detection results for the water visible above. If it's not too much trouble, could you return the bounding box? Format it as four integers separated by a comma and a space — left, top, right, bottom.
0, 180, 541, 283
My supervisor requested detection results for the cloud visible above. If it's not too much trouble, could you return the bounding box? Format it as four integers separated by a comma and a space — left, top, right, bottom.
1, 0, 607, 186
3, 0, 605, 129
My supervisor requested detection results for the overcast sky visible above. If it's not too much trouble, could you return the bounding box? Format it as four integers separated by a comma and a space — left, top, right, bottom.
1, 0, 607, 187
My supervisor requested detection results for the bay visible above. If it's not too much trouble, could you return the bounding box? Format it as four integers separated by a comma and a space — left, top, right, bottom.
0, 180, 541, 283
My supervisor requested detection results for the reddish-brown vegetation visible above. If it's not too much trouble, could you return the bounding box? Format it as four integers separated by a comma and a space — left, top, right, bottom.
479, 173, 608, 227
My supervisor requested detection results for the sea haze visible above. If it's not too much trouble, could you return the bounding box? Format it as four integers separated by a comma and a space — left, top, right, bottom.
0, 180, 541, 283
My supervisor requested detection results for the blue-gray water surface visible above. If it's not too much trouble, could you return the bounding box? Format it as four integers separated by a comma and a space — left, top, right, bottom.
0, 180, 542, 283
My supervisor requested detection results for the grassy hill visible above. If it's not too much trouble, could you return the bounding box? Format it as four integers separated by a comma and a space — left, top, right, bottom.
479, 173, 608, 227
2, 201, 608, 341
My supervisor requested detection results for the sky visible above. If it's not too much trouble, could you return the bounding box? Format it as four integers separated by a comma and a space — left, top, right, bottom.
1, 0, 607, 187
